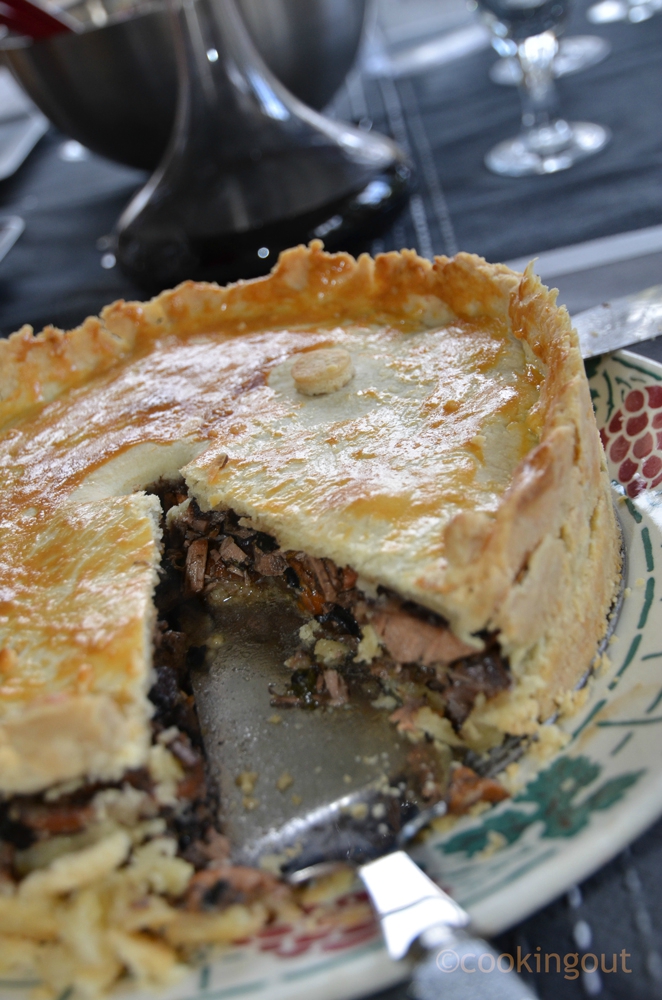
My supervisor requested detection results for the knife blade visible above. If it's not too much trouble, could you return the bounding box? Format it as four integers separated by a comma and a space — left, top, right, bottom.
191, 593, 537, 1000
572, 284, 662, 359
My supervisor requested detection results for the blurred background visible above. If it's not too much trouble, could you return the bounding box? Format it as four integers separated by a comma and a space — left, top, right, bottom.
1, 0, 662, 996
1, 0, 661, 335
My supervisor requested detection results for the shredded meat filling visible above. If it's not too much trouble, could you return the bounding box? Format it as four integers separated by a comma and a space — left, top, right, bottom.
370, 606, 476, 666
0, 481, 512, 894
167, 492, 512, 733
446, 765, 510, 815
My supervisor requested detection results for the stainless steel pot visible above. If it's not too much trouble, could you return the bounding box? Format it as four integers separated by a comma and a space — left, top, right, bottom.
1, 0, 367, 170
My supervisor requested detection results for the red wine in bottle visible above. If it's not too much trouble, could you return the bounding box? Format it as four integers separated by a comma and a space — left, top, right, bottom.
116, 0, 413, 292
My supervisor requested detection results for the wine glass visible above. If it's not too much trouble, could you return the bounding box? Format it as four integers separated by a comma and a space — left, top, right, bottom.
488, 33, 610, 86
479, 0, 611, 176
587, 0, 662, 23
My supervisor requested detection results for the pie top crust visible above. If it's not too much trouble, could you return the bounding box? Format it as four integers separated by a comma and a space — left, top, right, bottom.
0, 242, 619, 795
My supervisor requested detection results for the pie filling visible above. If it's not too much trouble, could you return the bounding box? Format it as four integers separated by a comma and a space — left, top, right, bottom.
162, 482, 512, 730
0, 480, 511, 899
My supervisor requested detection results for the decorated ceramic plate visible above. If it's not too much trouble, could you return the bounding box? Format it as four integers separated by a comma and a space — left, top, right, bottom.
4, 348, 662, 1000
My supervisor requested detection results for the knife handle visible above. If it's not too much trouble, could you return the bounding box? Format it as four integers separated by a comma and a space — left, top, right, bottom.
359, 852, 537, 999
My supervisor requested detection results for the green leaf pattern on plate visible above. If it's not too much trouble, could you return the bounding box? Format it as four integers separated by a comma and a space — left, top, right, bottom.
441, 756, 644, 858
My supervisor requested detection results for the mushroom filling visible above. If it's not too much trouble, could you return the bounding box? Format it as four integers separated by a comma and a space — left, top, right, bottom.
0, 479, 512, 894
159, 481, 512, 730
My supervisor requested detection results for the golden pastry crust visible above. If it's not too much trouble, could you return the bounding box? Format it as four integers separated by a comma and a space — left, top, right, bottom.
0, 496, 161, 794
0, 242, 619, 796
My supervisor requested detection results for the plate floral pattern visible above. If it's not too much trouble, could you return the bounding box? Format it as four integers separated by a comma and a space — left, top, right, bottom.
420, 349, 662, 936
3, 349, 662, 1000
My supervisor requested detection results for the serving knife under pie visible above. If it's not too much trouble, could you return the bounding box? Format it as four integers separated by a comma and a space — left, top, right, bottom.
190, 596, 536, 1000
573, 283, 662, 359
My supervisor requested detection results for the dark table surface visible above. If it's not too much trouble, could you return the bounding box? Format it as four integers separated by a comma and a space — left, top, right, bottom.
1, 2, 662, 997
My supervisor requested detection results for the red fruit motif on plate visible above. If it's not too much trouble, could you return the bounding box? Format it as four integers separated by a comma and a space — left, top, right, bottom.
233, 891, 379, 960
600, 385, 662, 497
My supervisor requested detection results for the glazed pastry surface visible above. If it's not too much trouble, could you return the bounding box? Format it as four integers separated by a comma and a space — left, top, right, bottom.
0, 244, 620, 793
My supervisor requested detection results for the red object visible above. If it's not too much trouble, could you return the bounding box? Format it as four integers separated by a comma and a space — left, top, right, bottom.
646, 385, 662, 408
626, 412, 649, 437
618, 457, 638, 483
643, 455, 662, 478
0, 0, 77, 39
610, 436, 629, 463
633, 432, 654, 459
624, 389, 645, 413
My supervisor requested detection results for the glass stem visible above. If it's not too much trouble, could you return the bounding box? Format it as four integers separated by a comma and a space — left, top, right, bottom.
517, 31, 572, 153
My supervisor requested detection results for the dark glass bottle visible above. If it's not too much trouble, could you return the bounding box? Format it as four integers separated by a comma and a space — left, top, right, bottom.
479, 0, 570, 41
116, 0, 413, 291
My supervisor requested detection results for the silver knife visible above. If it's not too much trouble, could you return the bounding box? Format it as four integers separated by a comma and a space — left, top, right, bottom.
572, 284, 662, 359
192, 596, 538, 1000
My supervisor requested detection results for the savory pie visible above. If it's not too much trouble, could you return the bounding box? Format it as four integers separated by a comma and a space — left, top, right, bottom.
0, 242, 620, 995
